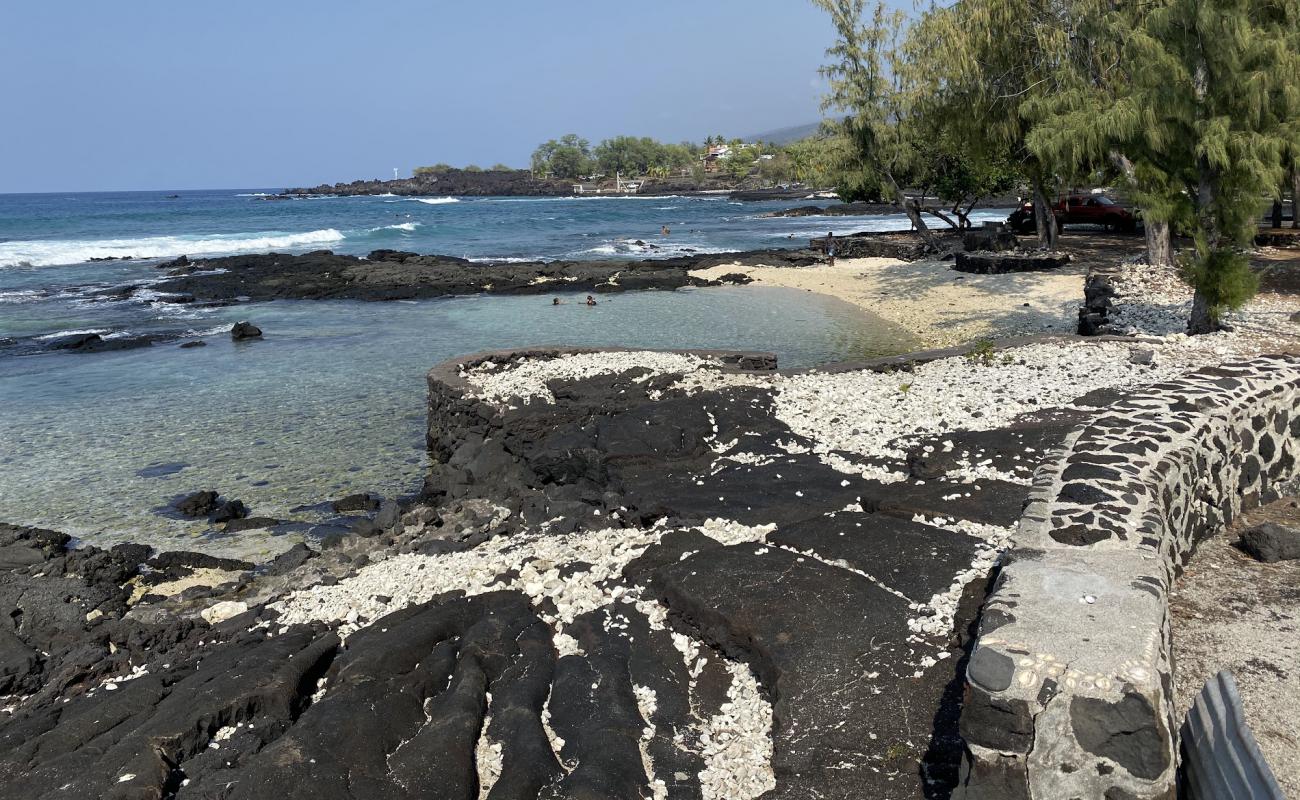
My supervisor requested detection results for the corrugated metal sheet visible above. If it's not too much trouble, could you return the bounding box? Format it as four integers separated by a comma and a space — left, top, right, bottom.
1180, 670, 1285, 800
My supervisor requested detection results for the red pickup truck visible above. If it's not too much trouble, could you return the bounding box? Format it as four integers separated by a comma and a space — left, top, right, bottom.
1008, 194, 1139, 234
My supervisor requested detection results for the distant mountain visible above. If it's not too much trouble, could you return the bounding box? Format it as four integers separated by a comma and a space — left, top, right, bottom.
747, 121, 825, 145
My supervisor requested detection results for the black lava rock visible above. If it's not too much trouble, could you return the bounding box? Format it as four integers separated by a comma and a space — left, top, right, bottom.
331, 493, 381, 513
1239, 522, 1300, 562
231, 321, 262, 340
264, 543, 317, 575
175, 490, 219, 518
209, 499, 249, 524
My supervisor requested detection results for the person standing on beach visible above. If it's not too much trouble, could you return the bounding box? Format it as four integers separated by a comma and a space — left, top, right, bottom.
826, 231, 836, 266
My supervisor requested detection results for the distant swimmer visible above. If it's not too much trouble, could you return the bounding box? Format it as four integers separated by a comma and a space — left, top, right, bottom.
826, 231, 836, 266
552, 297, 561, 305
586, 295, 598, 306
661, 225, 670, 236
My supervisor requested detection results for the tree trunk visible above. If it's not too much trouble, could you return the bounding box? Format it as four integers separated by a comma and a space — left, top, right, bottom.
1271, 198, 1283, 228
888, 176, 937, 250
1145, 219, 1172, 266
1188, 290, 1216, 334
1293, 167, 1300, 229
1189, 156, 1220, 335
1031, 178, 1058, 249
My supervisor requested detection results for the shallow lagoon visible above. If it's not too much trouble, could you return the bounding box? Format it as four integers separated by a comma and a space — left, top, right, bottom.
0, 285, 917, 553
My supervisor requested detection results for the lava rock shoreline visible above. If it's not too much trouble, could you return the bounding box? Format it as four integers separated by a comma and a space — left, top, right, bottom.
5, 333, 1255, 799
150, 247, 819, 303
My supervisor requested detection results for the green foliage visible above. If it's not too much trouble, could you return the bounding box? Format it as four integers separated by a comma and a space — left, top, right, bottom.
592, 136, 697, 177
1126, 0, 1298, 329
1178, 248, 1260, 325
489, 163, 514, 172
530, 134, 593, 180
463, 164, 483, 173
964, 339, 997, 367
413, 163, 453, 176
723, 146, 757, 180
814, 1, 916, 196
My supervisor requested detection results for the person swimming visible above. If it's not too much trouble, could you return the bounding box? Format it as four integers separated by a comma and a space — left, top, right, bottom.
586, 295, 598, 306
661, 225, 670, 236
552, 297, 561, 305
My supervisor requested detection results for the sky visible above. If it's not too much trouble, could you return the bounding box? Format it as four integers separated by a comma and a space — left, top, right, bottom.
0, 1, 840, 193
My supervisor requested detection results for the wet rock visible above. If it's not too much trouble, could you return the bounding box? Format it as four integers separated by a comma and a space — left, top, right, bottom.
1239, 521, 1300, 562
231, 320, 262, 340
209, 498, 249, 523
264, 543, 318, 575
331, 493, 381, 513
174, 490, 219, 518
223, 516, 281, 533
715, 272, 753, 284
179, 340, 207, 348
375, 499, 402, 530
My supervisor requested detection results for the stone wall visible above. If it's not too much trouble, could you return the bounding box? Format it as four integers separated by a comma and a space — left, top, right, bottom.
1079, 267, 1121, 335
955, 356, 1300, 799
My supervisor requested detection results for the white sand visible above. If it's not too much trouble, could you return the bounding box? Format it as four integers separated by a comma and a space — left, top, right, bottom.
692, 257, 1088, 348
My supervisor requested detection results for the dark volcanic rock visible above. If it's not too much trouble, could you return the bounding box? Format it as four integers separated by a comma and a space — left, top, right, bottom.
209, 498, 250, 523
1239, 521, 1300, 562
770, 201, 899, 217
231, 320, 263, 340
150, 247, 819, 303
174, 489, 219, 517
953, 251, 1071, 274
264, 542, 318, 575
223, 516, 281, 532
653, 541, 954, 798
331, 492, 381, 512
45, 331, 160, 353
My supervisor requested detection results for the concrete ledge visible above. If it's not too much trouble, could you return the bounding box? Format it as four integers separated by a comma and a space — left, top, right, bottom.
956, 355, 1300, 800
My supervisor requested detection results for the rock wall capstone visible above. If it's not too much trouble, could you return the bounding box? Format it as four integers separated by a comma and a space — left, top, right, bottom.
955, 355, 1300, 799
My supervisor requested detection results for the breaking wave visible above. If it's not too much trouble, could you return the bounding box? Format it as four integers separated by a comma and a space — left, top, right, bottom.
0, 229, 347, 269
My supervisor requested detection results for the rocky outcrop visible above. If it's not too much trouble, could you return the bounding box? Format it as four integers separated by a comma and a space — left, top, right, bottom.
230, 321, 262, 340
770, 201, 901, 217
810, 231, 963, 261
283, 168, 741, 199
953, 252, 1071, 275
151, 248, 820, 303
1079, 268, 1121, 335
954, 355, 1300, 800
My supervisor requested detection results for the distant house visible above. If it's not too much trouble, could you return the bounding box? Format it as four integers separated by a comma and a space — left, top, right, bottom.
703, 143, 758, 173
702, 144, 731, 173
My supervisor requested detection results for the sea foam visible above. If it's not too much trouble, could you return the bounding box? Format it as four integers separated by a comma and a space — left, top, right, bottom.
0, 229, 346, 269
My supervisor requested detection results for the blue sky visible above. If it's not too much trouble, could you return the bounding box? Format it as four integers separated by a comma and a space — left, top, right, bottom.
0, 1, 838, 192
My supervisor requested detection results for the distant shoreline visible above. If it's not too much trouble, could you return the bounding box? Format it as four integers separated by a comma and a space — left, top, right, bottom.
282, 166, 834, 202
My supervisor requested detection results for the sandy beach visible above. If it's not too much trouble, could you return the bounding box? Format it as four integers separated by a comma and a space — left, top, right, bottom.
693, 256, 1088, 347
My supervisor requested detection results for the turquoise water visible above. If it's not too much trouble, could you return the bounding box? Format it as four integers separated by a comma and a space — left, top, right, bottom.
0, 286, 917, 553
0, 190, 969, 552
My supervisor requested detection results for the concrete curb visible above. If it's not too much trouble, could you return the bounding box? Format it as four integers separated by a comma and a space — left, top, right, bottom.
954, 355, 1300, 800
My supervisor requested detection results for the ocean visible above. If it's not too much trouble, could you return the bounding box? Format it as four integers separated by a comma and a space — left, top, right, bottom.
0, 189, 1008, 552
